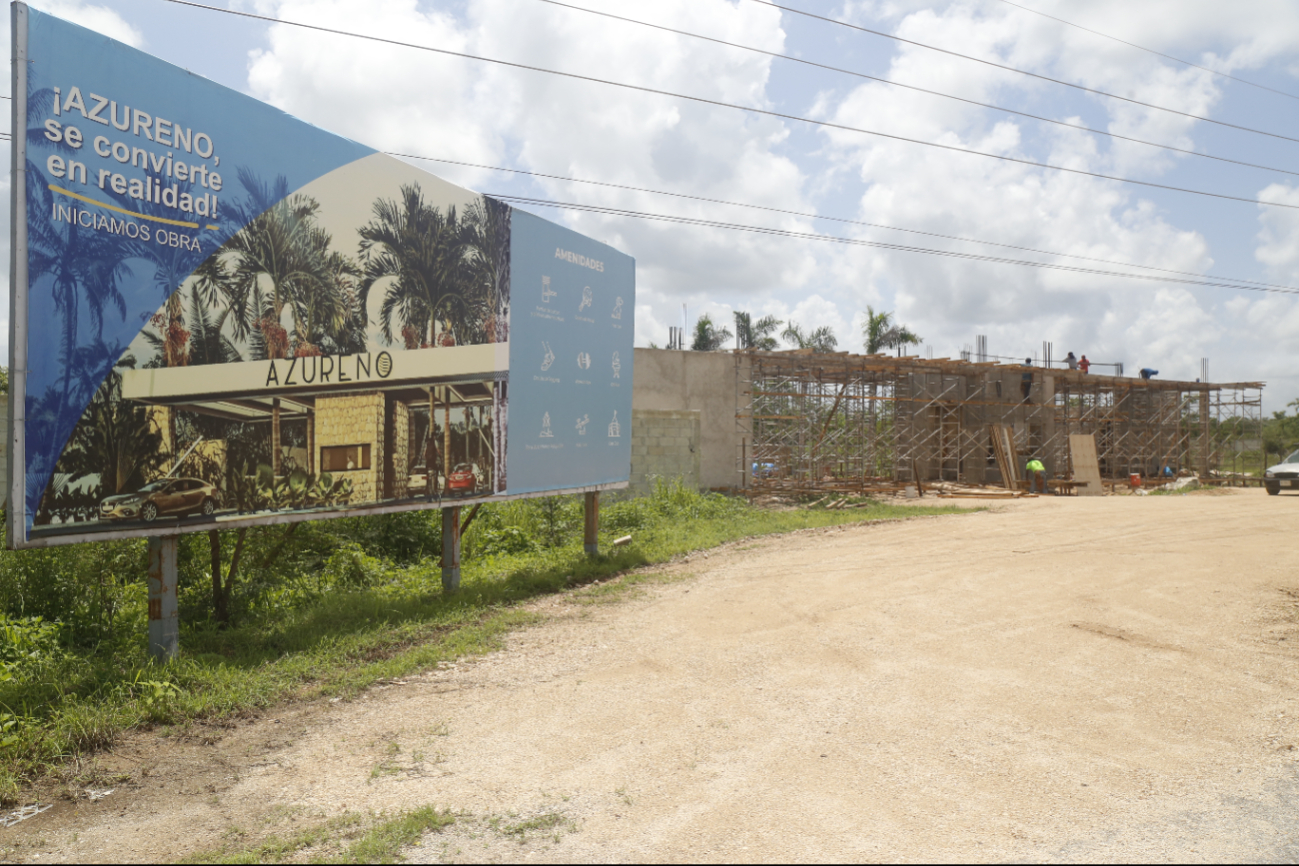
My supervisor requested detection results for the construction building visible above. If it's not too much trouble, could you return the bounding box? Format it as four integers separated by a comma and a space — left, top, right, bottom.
628, 348, 1264, 494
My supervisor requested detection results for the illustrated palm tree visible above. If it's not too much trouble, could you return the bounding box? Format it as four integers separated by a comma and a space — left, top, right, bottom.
25, 163, 129, 400
463, 197, 512, 343
48, 367, 167, 507
359, 184, 471, 349
782, 321, 838, 353
220, 170, 347, 360
691, 314, 733, 351
734, 312, 783, 351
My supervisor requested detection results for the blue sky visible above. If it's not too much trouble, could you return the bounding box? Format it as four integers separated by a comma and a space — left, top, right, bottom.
8, 0, 1299, 407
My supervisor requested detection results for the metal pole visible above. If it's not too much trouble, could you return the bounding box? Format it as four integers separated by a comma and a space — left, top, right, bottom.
7, 3, 30, 541
147, 535, 179, 662
584, 491, 599, 556
441, 506, 461, 592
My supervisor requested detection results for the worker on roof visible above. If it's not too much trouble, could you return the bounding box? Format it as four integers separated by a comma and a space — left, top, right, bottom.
1065, 352, 1078, 370
1026, 456, 1047, 494
1140, 368, 1159, 380
1021, 358, 1033, 403
1079, 355, 1090, 374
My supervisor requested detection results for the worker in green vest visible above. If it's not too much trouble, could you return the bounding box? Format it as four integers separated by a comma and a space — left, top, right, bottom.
1026, 456, 1047, 494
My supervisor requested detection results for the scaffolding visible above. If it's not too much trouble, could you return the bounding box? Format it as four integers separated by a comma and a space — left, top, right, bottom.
736, 350, 1263, 494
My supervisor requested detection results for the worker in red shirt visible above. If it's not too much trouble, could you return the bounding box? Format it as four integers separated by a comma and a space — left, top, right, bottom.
1079, 354, 1091, 374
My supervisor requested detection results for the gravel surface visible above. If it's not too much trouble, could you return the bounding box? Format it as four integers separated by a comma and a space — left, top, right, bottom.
10, 489, 1299, 862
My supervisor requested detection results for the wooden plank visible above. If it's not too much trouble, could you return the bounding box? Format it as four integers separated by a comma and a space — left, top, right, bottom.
989, 424, 1020, 490
1068, 433, 1104, 497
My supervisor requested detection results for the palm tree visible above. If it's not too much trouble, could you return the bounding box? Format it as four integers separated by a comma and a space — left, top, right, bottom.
733, 312, 783, 350
359, 184, 471, 349
691, 314, 733, 351
782, 321, 838, 352
862, 306, 921, 355
860, 308, 919, 472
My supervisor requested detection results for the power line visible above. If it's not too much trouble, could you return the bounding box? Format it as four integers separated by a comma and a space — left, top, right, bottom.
489, 192, 1299, 296
993, 0, 1299, 102
159, 0, 1299, 211
397, 151, 1297, 294
533, 0, 1299, 180
742, 0, 1299, 145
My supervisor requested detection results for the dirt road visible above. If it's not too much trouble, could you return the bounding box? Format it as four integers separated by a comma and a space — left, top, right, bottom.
11, 489, 1299, 862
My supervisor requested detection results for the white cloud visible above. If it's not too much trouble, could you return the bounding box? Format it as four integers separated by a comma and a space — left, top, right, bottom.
38, 0, 143, 46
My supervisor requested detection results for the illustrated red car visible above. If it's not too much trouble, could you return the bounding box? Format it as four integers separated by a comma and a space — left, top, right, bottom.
447, 463, 477, 493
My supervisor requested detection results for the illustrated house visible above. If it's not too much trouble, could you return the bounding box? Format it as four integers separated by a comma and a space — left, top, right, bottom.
120, 344, 509, 503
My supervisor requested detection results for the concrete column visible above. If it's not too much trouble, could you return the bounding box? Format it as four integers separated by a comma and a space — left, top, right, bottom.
1200, 389, 1211, 477
584, 491, 600, 556
441, 506, 461, 592
147, 535, 179, 661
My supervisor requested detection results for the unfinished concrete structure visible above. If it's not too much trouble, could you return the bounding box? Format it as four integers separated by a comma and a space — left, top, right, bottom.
737, 350, 1263, 494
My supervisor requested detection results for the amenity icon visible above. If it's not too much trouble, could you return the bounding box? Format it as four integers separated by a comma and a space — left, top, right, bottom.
611, 352, 621, 379
612, 297, 623, 319
579, 287, 592, 312
542, 276, 556, 303
541, 342, 555, 371
577, 352, 591, 370
576, 414, 590, 435
540, 412, 554, 438
608, 411, 621, 438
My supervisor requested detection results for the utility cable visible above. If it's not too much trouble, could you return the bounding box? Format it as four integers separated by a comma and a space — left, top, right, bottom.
490, 192, 1299, 296
535, 0, 1299, 180
397, 151, 1297, 294
159, 0, 1299, 211
742, 0, 1299, 145
993, 0, 1299, 102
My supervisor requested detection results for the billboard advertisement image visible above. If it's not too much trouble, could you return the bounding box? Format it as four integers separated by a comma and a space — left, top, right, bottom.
8, 3, 634, 548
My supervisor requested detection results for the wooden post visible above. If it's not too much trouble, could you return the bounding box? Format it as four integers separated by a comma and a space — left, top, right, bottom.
147, 536, 179, 661
443, 387, 452, 493
306, 411, 315, 475
426, 388, 436, 496
271, 398, 282, 476
441, 506, 461, 592
584, 491, 599, 556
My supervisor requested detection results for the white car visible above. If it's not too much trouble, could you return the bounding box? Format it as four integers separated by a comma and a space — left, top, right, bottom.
1264, 451, 1299, 495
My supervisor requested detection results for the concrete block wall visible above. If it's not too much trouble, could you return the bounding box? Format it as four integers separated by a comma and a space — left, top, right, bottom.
632, 348, 742, 489
630, 409, 701, 492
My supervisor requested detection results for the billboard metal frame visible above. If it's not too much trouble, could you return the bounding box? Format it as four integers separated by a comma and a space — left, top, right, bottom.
7, 2, 28, 548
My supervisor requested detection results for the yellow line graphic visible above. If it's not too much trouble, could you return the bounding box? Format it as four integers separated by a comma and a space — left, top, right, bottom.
205, 224, 220, 230
49, 185, 201, 229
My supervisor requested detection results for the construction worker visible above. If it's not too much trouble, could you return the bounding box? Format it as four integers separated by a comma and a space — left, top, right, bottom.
1079, 355, 1090, 374
1026, 456, 1047, 494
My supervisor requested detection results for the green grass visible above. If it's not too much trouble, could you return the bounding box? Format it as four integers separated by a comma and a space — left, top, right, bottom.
0, 484, 966, 804
183, 806, 455, 864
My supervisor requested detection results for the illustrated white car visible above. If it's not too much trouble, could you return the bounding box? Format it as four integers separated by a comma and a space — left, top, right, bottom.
1264, 450, 1299, 495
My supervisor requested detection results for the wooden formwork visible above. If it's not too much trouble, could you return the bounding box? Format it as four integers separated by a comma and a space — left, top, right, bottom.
736, 350, 1263, 494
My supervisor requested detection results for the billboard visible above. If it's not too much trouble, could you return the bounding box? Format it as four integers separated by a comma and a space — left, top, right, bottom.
7, 4, 635, 548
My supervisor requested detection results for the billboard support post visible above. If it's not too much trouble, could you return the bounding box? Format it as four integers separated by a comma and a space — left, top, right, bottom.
584, 492, 600, 556
441, 507, 461, 592
147, 536, 180, 661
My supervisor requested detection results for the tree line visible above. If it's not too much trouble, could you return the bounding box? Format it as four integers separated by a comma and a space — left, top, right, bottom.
683, 306, 921, 355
